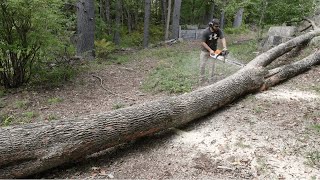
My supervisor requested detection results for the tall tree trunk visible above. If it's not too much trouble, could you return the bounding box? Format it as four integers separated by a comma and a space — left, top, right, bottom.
123, 4, 132, 33
171, 0, 181, 39
161, 0, 167, 29
165, 0, 172, 40
99, 0, 105, 20
76, 0, 95, 60
105, 0, 111, 35
191, 0, 196, 24
143, 0, 151, 48
113, 0, 121, 45
132, 4, 138, 31
219, 0, 226, 29
233, 7, 244, 28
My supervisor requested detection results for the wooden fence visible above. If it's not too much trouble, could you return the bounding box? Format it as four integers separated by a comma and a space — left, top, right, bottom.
179, 25, 205, 40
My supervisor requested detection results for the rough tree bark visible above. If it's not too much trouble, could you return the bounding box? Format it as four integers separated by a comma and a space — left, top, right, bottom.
143, 0, 151, 48
165, 0, 172, 40
220, 0, 226, 29
233, 7, 244, 28
76, 0, 95, 60
171, 0, 181, 39
0, 23, 320, 178
113, 0, 121, 45
161, 0, 167, 29
104, 0, 111, 35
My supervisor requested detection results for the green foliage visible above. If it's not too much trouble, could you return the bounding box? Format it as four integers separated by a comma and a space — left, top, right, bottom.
95, 39, 116, 58
15, 100, 30, 109
243, 0, 315, 26
23, 111, 38, 119
180, 0, 212, 24
306, 151, 320, 168
264, 0, 314, 25
312, 124, 320, 133
47, 97, 63, 104
224, 26, 250, 34
142, 47, 199, 94
149, 25, 165, 44
120, 31, 143, 48
0, 0, 71, 88
0, 89, 5, 97
0, 101, 5, 108
95, 17, 109, 40
31, 63, 78, 88
0, 114, 14, 126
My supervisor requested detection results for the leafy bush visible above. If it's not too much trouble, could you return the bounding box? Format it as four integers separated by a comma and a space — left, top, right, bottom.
31, 63, 78, 88
224, 26, 249, 35
0, 0, 70, 88
0, 89, 5, 97
120, 31, 144, 48
0, 114, 14, 126
95, 39, 116, 58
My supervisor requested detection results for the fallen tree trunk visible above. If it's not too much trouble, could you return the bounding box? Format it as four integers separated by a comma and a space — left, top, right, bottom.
1, 27, 320, 178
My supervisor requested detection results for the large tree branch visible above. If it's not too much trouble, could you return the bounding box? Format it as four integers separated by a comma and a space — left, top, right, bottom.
247, 28, 320, 67
263, 49, 320, 89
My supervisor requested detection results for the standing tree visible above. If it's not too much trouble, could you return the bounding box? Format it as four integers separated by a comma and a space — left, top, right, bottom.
143, 0, 151, 48
165, 0, 172, 40
161, 0, 167, 29
233, 7, 244, 28
220, 0, 227, 29
104, 0, 111, 35
113, 0, 121, 45
76, 0, 95, 60
171, 0, 182, 39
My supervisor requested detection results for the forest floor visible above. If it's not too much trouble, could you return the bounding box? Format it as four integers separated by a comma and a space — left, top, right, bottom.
1, 41, 320, 179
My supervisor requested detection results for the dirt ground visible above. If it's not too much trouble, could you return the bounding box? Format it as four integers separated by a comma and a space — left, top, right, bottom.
1, 42, 320, 179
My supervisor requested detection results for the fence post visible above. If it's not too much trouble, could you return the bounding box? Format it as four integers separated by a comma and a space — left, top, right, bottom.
195, 27, 198, 40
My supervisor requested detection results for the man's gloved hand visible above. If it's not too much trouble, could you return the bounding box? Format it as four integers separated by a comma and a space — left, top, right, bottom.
221, 49, 229, 56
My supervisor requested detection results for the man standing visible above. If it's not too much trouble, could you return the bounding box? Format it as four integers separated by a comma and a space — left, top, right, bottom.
199, 18, 227, 85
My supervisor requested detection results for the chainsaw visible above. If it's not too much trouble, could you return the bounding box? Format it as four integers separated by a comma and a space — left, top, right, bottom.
210, 49, 245, 67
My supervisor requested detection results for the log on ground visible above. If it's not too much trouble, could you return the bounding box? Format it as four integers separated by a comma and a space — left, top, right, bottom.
0, 28, 320, 179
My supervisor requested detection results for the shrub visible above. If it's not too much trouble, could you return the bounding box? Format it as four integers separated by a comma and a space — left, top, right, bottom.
0, 0, 69, 88
95, 39, 116, 58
